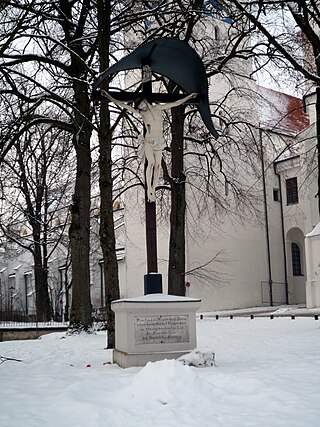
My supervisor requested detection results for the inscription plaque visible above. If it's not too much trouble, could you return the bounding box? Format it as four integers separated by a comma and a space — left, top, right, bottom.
134, 315, 189, 344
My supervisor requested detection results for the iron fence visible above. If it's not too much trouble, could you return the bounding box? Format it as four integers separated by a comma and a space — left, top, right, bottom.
0, 307, 106, 327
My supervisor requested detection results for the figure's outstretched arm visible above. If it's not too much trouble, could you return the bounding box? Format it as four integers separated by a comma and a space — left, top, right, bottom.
158, 92, 197, 111
101, 90, 137, 114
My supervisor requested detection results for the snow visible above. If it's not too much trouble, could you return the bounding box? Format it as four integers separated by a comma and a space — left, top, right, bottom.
305, 221, 320, 238
178, 348, 216, 367
1, 317, 320, 427
200, 304, 320, 318
116, 293, 201, 303
257, 85, 309, 135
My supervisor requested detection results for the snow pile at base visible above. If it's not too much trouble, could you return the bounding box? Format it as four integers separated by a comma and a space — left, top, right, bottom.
114, 359, 214, 405
178, 348, 216, 367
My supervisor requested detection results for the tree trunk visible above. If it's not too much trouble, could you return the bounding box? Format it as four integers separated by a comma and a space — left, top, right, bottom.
33, 231, 51, 322
99, 139, 120, 347
168, 105, 186, 296
316, 86, 320, 218
15, 143, 52, 321
68, 78, 92, 330
57, 0, 94, 331
97, 0, 120, 348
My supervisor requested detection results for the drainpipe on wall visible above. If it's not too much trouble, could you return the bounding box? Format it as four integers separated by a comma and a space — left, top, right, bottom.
260, 129, 273, 306
274, 164, 289, 305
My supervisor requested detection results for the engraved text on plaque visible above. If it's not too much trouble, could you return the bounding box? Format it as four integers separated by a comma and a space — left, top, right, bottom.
134, 315, 189, 344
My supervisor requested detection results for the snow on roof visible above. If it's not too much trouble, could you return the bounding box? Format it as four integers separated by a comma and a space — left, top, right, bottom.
274, 152, 300, 165
305, 221, 320, 238
113, 293, 201, 303
257, 86, 309, 135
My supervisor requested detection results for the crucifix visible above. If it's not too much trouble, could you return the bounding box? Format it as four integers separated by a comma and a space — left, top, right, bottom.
93, 38, 218, 294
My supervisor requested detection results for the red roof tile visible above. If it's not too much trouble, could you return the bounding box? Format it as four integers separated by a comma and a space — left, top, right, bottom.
257, 86, 309, 134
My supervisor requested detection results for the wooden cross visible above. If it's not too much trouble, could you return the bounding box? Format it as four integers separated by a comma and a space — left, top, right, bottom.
94, 65, 199, 292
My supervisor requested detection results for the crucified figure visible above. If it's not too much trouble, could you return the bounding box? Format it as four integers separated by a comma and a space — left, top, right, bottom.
101, 90, 197, 202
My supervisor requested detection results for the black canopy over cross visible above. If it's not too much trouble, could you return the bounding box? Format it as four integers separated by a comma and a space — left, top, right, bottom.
92, 38, 218, 293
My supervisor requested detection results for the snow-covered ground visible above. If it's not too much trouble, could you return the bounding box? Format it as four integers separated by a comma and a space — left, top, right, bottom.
1, 317, 319, 427
200, 304, 320, 317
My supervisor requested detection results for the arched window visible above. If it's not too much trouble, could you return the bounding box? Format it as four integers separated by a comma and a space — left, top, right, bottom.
291, 243, 302, 276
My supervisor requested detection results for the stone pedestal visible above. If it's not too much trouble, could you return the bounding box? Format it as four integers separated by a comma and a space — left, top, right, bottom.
111, 294, 201, 368
305, 222, 320, 308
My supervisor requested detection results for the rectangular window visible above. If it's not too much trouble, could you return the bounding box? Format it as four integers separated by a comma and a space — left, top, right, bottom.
273, 188, 281, 202
286, 177, 299, 205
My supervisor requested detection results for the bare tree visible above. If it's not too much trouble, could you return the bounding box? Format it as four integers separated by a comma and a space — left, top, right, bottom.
0, 124, 74, 321
98, 1, 267, 298
0, 0, 176, 334
136, 1, 264, 295
0, 1, 97, 328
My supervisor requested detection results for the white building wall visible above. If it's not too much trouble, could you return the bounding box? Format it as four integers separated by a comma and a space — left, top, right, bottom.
118, 17, 297, 311
274, 119, 318, 305
123, 187, 170, 297
186, 219, 270, 310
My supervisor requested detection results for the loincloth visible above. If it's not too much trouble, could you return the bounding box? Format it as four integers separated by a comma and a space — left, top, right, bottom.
137, 134, 166, 159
